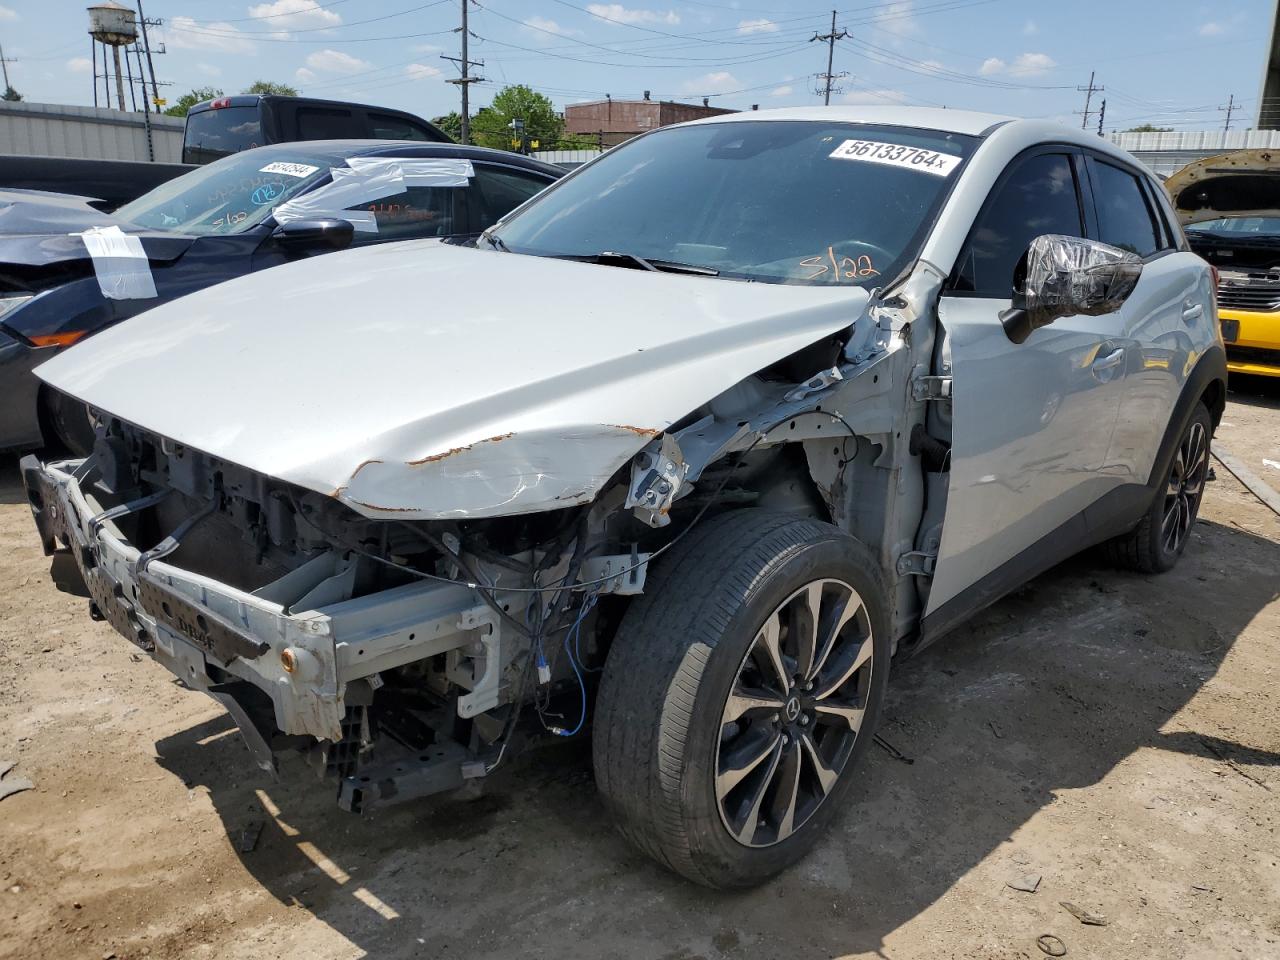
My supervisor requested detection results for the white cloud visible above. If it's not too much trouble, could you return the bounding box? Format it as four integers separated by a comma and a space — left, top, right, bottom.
405, 63, 441, 80
737, 18, 778, 34
294, 67, 317, 84
681, 71, 739, 94
871, 0, 917, 38
1198, 20, 1224, 36
0, 5, 17, 21
919, 59, 946, 72
586, 4, 680, 26
842, 88, 909, 105
304, 49, 371, 73
196, 63, 222, 78
247, 0, 341, 30
521, 15, 582, 39
1022, 19, 1038, 35
66, 57, 92, 74
1009, 52, 1056, 76
769, 84, 793, 97
979, 52, 1056, 78
166, 17, 256, 54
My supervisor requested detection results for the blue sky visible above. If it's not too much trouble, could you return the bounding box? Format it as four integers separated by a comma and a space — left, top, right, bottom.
0, 0, 1274, 130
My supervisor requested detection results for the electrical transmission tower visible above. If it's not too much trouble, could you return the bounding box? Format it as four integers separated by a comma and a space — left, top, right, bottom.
441, 0, 484, 144
1075, 71, 1104, 131
1220, 93, 1238, 133
811, 10, 848, 106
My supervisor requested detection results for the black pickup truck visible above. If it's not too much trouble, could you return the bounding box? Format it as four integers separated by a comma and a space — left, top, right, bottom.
0, 95, 451, 210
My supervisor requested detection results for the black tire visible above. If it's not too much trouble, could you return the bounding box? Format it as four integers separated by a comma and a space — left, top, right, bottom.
592, 509, 891, 888
1103, 401, 1212, 573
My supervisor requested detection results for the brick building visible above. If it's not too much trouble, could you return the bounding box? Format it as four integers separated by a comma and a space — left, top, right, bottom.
564, 94, 737, 147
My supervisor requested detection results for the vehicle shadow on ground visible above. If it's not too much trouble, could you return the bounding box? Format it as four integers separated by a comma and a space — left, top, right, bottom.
0, 456, 30, 506
152, 514, 1280, 960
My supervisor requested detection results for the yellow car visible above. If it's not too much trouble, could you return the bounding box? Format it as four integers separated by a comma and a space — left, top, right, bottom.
1168, 150, 1280, 377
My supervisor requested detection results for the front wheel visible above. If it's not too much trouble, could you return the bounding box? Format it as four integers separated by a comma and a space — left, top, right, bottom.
592, 510, 891, 888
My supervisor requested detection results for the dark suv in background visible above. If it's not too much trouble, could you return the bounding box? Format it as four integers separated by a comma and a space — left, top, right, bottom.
182, 95, 451, 165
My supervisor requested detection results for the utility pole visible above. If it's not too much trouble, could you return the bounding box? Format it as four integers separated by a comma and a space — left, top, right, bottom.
1096, 98, 1105, 136
1075, 70, 1104, 130
135, 0, 163, 108
1220, 93, 1238, 133
811, 10, 848, 106
0, 43, 12, 93
442, 0, 483, 144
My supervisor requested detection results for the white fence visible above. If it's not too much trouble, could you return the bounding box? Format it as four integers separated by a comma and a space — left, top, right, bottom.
0, 100, 185, 162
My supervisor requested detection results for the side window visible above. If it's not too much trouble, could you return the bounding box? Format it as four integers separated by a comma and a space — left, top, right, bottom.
1089, 159, 1161, 257
472, 166, 554, 230
369, 113, 431, 141
348, 186, 459, 240
296, 108, 357, 140
952, 152, 1084, 296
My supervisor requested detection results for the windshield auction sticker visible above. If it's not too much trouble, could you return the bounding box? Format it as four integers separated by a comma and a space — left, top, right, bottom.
259, 161, 319, 178
829, 139, 961, 177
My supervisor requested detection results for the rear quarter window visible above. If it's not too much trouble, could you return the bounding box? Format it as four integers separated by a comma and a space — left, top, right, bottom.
296, 108, 359, 140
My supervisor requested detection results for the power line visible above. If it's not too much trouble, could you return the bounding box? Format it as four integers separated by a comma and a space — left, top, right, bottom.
811, 10, 848, 105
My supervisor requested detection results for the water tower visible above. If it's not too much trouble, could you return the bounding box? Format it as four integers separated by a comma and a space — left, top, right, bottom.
88, 2, 137, 111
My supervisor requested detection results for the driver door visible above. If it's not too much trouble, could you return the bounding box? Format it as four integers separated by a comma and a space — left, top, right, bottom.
924, 147, 1130, 630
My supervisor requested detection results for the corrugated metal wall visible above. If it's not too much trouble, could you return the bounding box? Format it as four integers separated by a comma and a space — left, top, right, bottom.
0, 101, 185, 162
1109, 129, 1280, 177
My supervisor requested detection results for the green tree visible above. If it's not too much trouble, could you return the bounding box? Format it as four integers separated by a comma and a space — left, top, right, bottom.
163, 86, 223, 118
244, 80, 299, 96
469, 84, 564, 151
1123, 124, 1173, 133
2, 85, 21, 102
432, 111, 462, 142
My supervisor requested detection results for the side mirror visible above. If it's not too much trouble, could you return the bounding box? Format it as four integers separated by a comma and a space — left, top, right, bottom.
1000, 234, 1143, 344
271, 218, 355, 252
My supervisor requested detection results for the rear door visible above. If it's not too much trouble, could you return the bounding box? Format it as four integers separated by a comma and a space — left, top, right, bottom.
1084, 155, 1209, 488
927, 146, 1129, 620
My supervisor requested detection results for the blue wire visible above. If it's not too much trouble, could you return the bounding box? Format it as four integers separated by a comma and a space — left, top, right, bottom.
554, 592, 598, 737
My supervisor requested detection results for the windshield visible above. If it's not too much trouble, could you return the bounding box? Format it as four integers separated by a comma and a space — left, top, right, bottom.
491, 120, 976, 285
115, 150, 332, 236
1186, 217, 1280, 236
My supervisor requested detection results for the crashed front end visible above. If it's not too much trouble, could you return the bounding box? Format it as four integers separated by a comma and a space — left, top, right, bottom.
20, 423, 657, 813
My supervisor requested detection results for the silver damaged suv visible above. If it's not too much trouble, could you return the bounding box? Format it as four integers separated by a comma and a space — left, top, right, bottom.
22, 107, 1225, 888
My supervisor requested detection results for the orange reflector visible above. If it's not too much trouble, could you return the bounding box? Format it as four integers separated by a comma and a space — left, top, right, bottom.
29, 331, 88, 348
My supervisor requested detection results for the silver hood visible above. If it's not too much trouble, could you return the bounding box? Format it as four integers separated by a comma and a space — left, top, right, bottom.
36, 241, 868, 519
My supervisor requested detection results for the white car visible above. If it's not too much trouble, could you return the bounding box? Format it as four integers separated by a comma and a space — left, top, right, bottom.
22, 106, 1225, 888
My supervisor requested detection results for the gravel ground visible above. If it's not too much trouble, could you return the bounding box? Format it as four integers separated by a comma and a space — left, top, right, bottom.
1, 389, 1277, 960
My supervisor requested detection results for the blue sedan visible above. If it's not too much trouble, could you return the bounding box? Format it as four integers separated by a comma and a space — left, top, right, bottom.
0, 141, 562, 452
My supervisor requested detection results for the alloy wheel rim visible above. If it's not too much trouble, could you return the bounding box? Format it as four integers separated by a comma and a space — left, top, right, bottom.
714, 578, 873, 848
1162, 420, 1208, 556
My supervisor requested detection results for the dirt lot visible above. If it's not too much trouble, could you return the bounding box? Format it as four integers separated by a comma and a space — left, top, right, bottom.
2, 385, 1278, 960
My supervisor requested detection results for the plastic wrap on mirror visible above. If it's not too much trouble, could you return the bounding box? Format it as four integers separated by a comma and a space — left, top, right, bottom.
1022, 234, 1142, 326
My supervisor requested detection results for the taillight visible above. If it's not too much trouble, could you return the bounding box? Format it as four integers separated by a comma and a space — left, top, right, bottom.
210, 97, 231, 109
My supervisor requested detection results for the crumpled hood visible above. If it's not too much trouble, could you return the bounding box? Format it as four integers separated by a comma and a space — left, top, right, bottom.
0, 191, 193, 268
1165, 149, 1280, 225
37, 241, 869, 519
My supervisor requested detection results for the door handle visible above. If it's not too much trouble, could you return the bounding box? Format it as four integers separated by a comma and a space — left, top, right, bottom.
1091, 346, 1126, 380
1182, 303, 1204, 323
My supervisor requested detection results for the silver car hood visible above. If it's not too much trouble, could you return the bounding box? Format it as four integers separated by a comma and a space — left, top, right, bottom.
37, 241, 868, 519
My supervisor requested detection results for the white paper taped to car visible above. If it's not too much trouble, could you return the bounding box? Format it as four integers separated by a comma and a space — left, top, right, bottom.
829, 139, 961, 177
271, 159, 473, 234
345, 156, 474, 186
75, 225, 157, 300
260, 161, 320, 178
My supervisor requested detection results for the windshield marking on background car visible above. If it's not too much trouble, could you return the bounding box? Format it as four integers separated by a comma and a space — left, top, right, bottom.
260, 161, 319, 178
